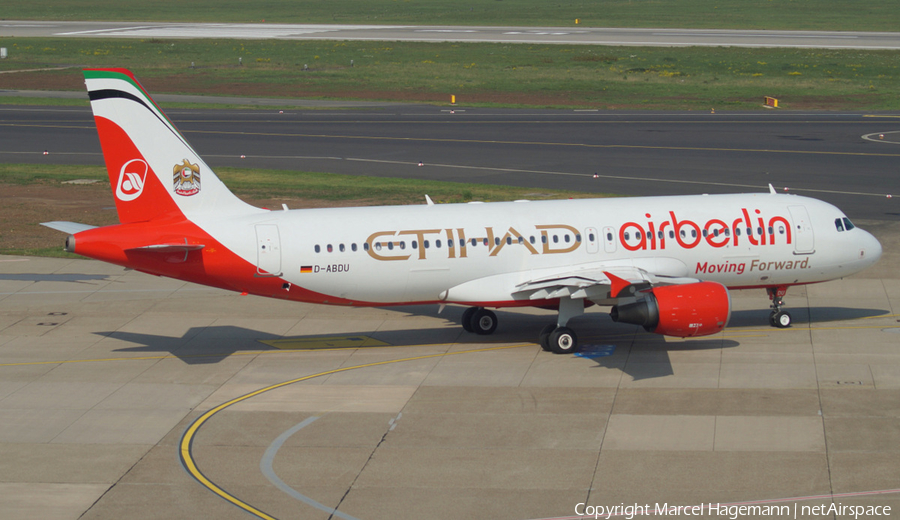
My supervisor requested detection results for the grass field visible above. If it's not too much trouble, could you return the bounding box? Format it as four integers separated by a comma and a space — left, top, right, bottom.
2, 0, 898, 31
1, 38, 898, 110
0, 163, 601, 258
0, 163, 599, 203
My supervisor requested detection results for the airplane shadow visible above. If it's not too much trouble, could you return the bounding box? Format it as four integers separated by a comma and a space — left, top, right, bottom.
727, 306, 888, 328
96, 326, 284, 365
94, 304, 891, 378
0, 273, 110, 283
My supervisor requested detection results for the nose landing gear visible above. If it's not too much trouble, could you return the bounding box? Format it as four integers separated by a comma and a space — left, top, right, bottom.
767, 286, 792, 328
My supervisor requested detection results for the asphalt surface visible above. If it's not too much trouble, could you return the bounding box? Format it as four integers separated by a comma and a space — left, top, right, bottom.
1, 104, 899, 222
2, 252, 899, 520
2, 21, 900, 49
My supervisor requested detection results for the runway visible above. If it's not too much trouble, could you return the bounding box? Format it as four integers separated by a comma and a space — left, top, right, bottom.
1, 105, 899, 221
2, 98, 900, 517
1, 237, 899, 518
2, 21, 900, 49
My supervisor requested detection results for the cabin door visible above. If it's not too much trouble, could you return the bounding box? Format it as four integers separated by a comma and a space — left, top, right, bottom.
788, 205, 815, 254
255, 224, 282, 275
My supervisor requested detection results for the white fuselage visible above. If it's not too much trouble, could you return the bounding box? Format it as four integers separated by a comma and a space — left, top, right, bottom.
197, 192, 882, 306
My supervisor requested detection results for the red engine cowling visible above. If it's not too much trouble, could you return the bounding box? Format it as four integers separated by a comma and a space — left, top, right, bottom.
610, 281, 731, 337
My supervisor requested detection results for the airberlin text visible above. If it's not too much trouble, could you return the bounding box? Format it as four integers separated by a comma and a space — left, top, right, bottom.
620, 209, 791, 252
574, 501, 890, 519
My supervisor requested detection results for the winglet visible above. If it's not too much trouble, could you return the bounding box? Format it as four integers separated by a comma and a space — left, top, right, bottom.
604, 271, 631, 298
768, 183, 777, 195
425, 194, 435, 206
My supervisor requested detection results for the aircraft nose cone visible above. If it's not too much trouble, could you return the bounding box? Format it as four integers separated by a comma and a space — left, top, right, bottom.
860, 230, 882, 265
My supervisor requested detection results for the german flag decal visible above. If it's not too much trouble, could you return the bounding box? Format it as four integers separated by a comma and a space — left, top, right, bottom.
300, 266, 313, 273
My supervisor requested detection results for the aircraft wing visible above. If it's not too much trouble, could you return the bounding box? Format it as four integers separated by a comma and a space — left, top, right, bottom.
442, 258, 699, 306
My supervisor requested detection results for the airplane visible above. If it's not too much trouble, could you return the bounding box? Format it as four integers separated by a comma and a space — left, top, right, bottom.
43, 68, 882, 354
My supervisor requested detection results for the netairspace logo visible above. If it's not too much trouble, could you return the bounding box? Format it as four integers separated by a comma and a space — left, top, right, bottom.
574, 502, 892, 519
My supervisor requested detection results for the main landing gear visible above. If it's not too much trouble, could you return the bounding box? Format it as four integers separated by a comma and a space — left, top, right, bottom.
461, 297, 585, 355
461, 307, 498, 335
767, 286, 792, 328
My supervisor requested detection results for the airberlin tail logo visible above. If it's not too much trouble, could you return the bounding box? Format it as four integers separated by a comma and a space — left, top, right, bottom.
115, 159, 149, 201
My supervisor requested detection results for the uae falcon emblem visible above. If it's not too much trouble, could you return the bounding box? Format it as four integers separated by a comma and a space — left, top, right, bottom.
173, 159, 201, 196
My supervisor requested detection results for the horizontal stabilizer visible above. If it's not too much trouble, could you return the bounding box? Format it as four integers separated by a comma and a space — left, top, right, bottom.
41, 221, 98, 234
125, 244, 206, 253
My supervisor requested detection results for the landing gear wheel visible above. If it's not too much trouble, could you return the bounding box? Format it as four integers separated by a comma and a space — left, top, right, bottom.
538, 324, 556, 352
461, 307, 477, 333
470, 309, 498, 335
549, 327, 579, 355
772, 310, 792, 328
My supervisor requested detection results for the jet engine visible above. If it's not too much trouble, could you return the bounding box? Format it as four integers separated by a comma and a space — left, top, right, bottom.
610, 281, 731, 337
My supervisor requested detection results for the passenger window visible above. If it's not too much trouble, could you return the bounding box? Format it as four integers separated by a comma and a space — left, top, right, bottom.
778, 226, 785, 234
588, 233, 595, 242
680, 230, 686, 238
564, 235, 570, 243
606, 232, 613, 241
387, 242, 393, 251
669, 230, 675, 239
624, 232, 631, 240
495, 237, 500, 246
768, 226, 774, 235
412, 241, 418, 249
365, 243, 371, 251
399, 241, 406, 250
448, 240, 454, 248
757, 227, 763, 235
351, 243, 358, 252
483, 238, 489, 246
327, 244, 333, 253
713, 229, 719, 237
746, 227, 753, 236
724, 228, 730, 237
424, 240, 430, 248
736, 228, 741, 236
517, 236, 524, 244
436, 240, 442, 248
542, 235, 548, 244
375, 243, 382, 251
471, 238, 477, 246
575, 234, 582, 242
553, 235, 559, 244
506, 237, 512, 245
530, 236, 536, 244
315, 245, 321, 253
702, 229, 708, 238
691, 230, 697, 238
339, 244, 345, 252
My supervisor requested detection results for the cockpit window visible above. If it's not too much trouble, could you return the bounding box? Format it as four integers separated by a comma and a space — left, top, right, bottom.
843, 217, 855, 231
835, 218, 844, 232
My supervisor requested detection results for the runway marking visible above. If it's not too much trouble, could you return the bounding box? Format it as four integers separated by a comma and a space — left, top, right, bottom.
258, 335, 389, 350
338, 157, 897, 198
179, 343, 532, 520
259, 416, 362, 520
182, 128, 900, 158
862, 130, 900, 144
